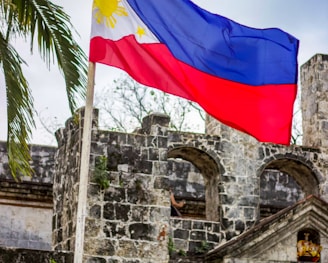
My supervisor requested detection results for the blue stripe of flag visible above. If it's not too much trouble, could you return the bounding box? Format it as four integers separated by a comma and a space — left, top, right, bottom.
127, 0, 299, 86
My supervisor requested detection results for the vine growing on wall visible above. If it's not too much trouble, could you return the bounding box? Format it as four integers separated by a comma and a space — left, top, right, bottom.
92, 155, 110, 189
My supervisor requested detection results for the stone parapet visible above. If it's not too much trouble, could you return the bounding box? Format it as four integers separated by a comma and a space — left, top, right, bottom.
169, 217, 221, 257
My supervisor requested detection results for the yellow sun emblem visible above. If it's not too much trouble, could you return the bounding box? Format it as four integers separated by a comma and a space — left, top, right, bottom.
93, 0, 128, 28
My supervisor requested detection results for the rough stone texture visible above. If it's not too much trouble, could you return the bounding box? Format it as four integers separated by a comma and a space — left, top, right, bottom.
301, 54, 328, 147
0, 141, 56, 183
0, 141, 55, 251
52, 97, 328, 262
0, 247, 73, 263
1, 54, 328, 263
53, 111, 171, 262
206, 196, 328, 263
169, 218, 221, 256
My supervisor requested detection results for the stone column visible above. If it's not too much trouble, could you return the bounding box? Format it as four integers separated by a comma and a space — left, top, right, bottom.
205, 116, 260, 239
301, 54, 328, 147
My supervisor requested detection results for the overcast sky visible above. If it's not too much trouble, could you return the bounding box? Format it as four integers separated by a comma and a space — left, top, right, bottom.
1, 0, 327, 145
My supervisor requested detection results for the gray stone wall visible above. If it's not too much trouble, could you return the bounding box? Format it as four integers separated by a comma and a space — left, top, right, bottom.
0, 141, 56, 182
52, 108, 94, 252
169, 218, 221, 257
188, 120, 262, 237
52, 104, 328, 262
0, 247, 73, 263
260, 170, 304, 207
2, 54, 328, 263
0, 142, 56, 251
53, 110, 171, 262
301, 54, 328, 147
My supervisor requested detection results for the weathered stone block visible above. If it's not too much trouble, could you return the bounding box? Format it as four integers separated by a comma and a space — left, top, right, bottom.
192, 221, 205, 230
129, 223, 154, 241
153, 176, 170, 190
84, 238, 116, 256
149, 207, 170, 222
85, 218, 101, 238
117, 240, 138, 257
207, 232, 220, 243
89, 204, 101, 219
115, 204, 131, 222
131, 206, 150, 222
190, 230, 206, 241
104, 188, 126, 203
174, 229, 189, 240
103, 203, 115, 220
103, 222, 126, 239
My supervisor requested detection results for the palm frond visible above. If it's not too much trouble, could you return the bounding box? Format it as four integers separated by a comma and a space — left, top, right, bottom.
1, 0, 87, 179
0, 31, 35, 180
4, 0, 87, 113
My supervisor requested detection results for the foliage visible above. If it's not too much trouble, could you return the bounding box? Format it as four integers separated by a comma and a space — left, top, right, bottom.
168, 236, 186, 257
168, 236, 176, 255
196, 240, 210, 254
0, 0, 87, 179
94, 74, 205, 133
92, 155, 110, 189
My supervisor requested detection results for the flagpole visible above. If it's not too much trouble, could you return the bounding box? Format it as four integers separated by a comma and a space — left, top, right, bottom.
74, 62, 96, 263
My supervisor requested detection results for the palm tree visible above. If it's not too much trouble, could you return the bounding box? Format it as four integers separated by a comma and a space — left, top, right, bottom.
0, 0, 87, 179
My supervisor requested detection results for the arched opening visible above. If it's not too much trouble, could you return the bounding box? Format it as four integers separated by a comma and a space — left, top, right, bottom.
260, 158, 319, 218
168, 147, 220, 221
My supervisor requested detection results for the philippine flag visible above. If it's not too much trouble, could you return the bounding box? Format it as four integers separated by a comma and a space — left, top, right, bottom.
89, 0, 299, 145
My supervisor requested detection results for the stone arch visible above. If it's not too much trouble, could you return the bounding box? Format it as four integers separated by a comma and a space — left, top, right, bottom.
167, 146, 221, 221
258, 155, 321, 218
259, 156, 320, 196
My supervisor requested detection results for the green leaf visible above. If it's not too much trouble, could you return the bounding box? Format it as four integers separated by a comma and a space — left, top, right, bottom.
1, 0, 88, 179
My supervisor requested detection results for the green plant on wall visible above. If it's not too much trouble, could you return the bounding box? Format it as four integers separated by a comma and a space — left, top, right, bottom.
168, 236, 186, 257
168, 236, 176, 255
49, 259, 57, 263
93, 155, 110, 189
196, 240, 210, 254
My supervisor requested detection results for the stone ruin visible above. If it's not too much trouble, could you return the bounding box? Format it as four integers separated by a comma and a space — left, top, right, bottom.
1, 54, 328, 262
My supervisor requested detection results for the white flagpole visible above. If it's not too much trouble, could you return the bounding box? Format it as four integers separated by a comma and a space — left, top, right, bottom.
74, 62, 96, 263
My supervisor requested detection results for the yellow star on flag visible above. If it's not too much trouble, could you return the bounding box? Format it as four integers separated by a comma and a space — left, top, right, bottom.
136, 26, 146, 38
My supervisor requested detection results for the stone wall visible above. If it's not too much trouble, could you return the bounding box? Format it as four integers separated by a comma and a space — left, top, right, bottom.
52, 100, 328, 262
53, 110, 172, 262
0, 141, 56, 182
0, 141, 56, 251
260, 170, 305, 218
169, 218, 221, 257
1, 54, 328, 262
301, 54, 328, 147
52, 108, 92, 252
0, 247, 73, 263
